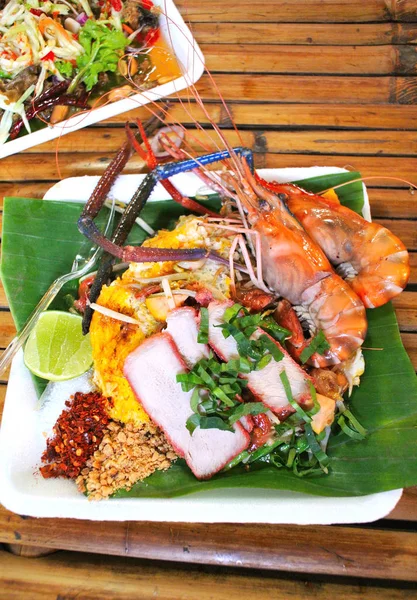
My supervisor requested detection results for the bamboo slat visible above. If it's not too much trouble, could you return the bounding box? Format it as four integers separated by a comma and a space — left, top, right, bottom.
201, 44, 417, 75
0, 508, 416, 581
103, 102, 417, 130
409, 254, 417, 285
0, 314, 16, 349
368, 188, 417, 219
192, 22, 413, 46
1, 549, 417, 600
389, 487, 417, 520
1, 153, 416, 186
21, 127, 417, 157
263, 154, 417, 186
0, 182, 53, 202
174, 0, 417, 23
192, 74, 417, 104
402, 333, 417, 367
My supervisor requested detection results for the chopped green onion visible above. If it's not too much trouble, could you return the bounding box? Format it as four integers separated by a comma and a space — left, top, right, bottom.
304, 423, 330, 467
227, 402, 266, 425
247, 438, 287, 463
338, 415, 366, 440
239, 314, 262, 328
258, 334, 284, 362
190, 388, 200, 413
307, 381, 320, 416
255, 354, 272, 371
286, 447, 297, 468
199, 416, 234, 432
342, 408, 368, 438
186, 413, 201, 435
300, 330, 331, 363
259, 318, 290, 343
279, 370, 312, 422
197, 365, 216, 389
198, 307, 209, 344
224, 303, 243, 322
212, 386, 235, 406
222, 450, 250, 470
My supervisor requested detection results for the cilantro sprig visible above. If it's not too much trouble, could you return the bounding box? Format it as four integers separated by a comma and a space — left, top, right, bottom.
68, 20, 128, 93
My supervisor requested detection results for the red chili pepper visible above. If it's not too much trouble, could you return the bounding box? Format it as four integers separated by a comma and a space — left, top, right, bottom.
142, 0, 154, 9
110, 0, 123, 11
74, 274, 95, 314
41, 50, 55, 61
144, 27, 160, 46
29, 8, 43, 16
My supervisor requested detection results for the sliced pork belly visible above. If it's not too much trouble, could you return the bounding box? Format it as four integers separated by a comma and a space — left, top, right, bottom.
165, 307, 210, 368
124, 333, 249, 479
208, 301, 313, 419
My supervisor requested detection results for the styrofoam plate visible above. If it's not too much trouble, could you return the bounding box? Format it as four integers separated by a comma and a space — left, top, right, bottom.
0, 0, 204, 158
0, 167, 402, 522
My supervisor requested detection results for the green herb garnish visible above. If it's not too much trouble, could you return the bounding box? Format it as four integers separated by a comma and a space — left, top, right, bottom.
68, 20, 128, 93
304, 423, 330, 468
55, 60, 73, 78
299, 330, 331, 363
337, 408, 367, 440
279, 370, 312, 422
197, 307, 209, 344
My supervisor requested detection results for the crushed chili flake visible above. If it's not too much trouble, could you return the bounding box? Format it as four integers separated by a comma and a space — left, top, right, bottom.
40, 391, 113, 480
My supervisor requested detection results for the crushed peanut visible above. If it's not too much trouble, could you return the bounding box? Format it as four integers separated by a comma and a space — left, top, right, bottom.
76, 420, 177, 500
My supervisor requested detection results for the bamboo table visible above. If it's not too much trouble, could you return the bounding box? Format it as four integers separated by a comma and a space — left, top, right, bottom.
1, 1, 417, 598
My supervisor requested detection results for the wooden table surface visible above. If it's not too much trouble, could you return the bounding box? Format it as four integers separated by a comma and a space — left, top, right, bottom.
1, 0, 417, 598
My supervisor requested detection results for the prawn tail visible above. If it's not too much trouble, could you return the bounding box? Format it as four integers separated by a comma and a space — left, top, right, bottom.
348, 229, 410, 308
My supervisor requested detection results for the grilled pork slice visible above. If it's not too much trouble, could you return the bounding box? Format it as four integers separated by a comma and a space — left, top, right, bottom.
207, 301, 313, 419
124, 333, 249, 479
165, 307, 210, 368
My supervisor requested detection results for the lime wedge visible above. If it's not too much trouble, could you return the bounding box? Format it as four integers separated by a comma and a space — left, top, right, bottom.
24, 311, 93, 381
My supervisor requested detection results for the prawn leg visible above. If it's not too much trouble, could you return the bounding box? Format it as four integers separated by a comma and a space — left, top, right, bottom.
78, 145, 254, 333
78, 146, 254, 256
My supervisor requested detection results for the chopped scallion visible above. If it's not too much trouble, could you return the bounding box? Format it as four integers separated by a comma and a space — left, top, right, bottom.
304, 423, 330, 467
299, 330, 331, 363
198, 307, 209, 344
279, 370, 312, 422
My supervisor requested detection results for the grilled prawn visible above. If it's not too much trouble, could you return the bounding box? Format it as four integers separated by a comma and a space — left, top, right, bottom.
231, 162, 368, 367
258, 179, 410, 309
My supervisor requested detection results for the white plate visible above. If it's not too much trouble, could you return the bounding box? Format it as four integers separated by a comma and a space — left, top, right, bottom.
0, 167, 402, 522
0, 0, 204, 158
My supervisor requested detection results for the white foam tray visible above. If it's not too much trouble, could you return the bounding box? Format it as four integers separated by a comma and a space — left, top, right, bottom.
0, 167, 401, 522
0, 0, 204, 158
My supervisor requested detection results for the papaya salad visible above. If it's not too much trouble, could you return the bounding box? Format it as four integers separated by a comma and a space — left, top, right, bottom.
27, 121, 410, 501
0, 0, 180, 144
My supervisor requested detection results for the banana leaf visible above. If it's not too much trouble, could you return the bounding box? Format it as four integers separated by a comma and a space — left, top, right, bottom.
1, 171, 417, 497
